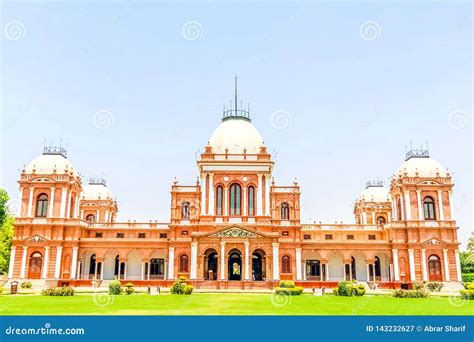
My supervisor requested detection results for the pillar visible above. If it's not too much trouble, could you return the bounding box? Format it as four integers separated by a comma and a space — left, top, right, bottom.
366, 263, 370, 282
200, 174, 207, 215
371, 212, 376, 225
295, 248, 302, 281
141, 262, 145, 280
449, 191, 455, 220
54, 246, 63, 279
66, 191, 72, 218
223, 187, 228, 216
408, 249, 416, 281
17, 188, 23, 217
362, 212, 367, 224
20, 246, 28, 278
48, 187, 56, 217
437, 190, 444, 221
265, 175, 270, 216
71, 246, 79, 279
404, 191, 411, 220
416, 190, 423, 220
168, 247, 175, 280
392, 249, 400, 281
42, 246, 50, 279
124, 262, 128, 279
326, 263, 330, 281
392, 198, 398, 221
208, 174, 214, 215
27, 188, 34, 217
420, 249, 428, 281
190, 242, 198, 279
242, 187, 247, 216
244, 242, 250, 280
220, 242, 225, 280
74, 194, 80, 218
59, 188, 67, 218
8, 246, 16, 279
400, 195, 405, 221
272, 243, 280, 280
443, 249, 450, 281
388, 263, 394, 281
256, 174, 263, 216
454, 250, 462, 282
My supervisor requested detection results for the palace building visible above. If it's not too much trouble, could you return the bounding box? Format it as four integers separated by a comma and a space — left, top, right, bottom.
7, 86, 463, 289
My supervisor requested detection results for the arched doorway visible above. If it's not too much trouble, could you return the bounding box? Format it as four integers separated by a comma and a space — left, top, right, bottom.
204, 249, 218, 280
228, 249, 242, 281
428, 254, 442, 281
374, 256, 381, 281
89, 254, 96, 278
28, 252, 42, 279
252, 249, 266, 281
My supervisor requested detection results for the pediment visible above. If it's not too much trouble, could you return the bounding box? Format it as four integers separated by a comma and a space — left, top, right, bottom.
208, 226, 263, 238
421, 237, 446, 246
32, 177, 53, 182
24, 234, 48, 242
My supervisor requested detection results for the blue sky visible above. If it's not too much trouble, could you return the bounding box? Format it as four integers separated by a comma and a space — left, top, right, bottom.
1, 1, 472, 247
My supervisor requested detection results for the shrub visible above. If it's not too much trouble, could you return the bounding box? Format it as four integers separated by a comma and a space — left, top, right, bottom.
459, 290, 474, 300
275, 286, 304, 296
333, 281, 365, 297
41, 286, 75, 296
466, 283, 474, 290
279, 280, 295, 288
354, 285, 366, 296
0, 287, 3, 294
108, 280, 122, 295
332, 288, 339, 296
124, 283, 134, 295
393, 288, 429, 298
461, 273, 474, 283
20, 281, 32, 289
413, 282, 425, 290
426, 282, 444, 292
183, 285, 194, 295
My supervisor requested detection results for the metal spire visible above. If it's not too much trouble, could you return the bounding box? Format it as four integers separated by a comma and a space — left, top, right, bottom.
234, 74, 238, 115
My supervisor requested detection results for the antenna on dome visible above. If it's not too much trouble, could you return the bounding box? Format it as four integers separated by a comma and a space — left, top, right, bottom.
235, 74, 238, 115
222, 75, 251, 122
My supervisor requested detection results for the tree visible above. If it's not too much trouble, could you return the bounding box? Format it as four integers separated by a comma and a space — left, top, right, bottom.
460, 233, 474, 274
0, 189, 14, 274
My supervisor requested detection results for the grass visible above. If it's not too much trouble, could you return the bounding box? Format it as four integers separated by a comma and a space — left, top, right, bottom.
0, 293, 473, 315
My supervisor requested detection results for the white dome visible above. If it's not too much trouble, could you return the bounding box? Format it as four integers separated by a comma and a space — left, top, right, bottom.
24, 154, 78, 177
81, 183, 115, 201
396, 157, 446, 178
359, 186, 391, 202
208, 118, 264, 154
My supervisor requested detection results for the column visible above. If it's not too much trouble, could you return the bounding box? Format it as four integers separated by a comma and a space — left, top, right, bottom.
416, 190, 423, 220
48, 187, 56, 217
366, 263, 370, 282
42, 246, 50, 279
408, 249, 416, 281
8, 246, 16, 279
66, 191, 72, 218
362, 212, 367, 224
54, 246, 63, 279
59, 188, 67, 218
147, 262, 151, 280
96, 210, 100, 222
392, 198, 398, 221
200, 174, 207, 215
272, 243, 280, 280
27, 188, 34, 217
349, 263, 353, 280
454, 250, 462, 282
74, 194, 80, 218
449, 191, 455, 220
17, 188, 23, 217
265, 175, 270, 216
256, 174, 263, 216
220, 242, 226, 280
392, 249, 400, 281
141, 262, 145, 280
77, 261, 82, 279
295, 248, 302, 281
244, 241, 250, 280
388, 263, 394, 281
124, 262, 128, 279
223, 187, 228, 216
326, 263, 330, 281
80, 210, 84, 220
404, 191, 412, 220
400, 195, 405, 221
242, 187, 247, 216
70, 246, 79, 279
20, 246, 28, 278
437, 190, 445, 221
167, 247, 175, 280
104, 211, 109, 223
190, 242, 198, 279
371, 212, 376, 225
208, 174, 214, 215
420, 249, 428, 281
443, 249, 450, 281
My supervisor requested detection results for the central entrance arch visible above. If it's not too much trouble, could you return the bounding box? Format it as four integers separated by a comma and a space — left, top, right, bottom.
204, 249, 218, 280
228, 249, 242, 281
252, 249, 266, 281
28, 252, 42, 279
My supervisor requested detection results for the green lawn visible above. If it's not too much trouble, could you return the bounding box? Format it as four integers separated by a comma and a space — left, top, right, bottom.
0, 293, 472, 315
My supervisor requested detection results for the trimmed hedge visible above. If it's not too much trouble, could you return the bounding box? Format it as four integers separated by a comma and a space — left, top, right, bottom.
21, 281, 32, 289
426, 282, 443, 292
275, 286, 304, 296
279, 280, 296, 288
460, 290, 474, 300
41, 286, 75, 296
124, 283, 135, 295
108, 280, 122, 295
333, 281, 366, 297
393, 289, 429, 298
171, 276, 193, 295
462, 273, 474, 283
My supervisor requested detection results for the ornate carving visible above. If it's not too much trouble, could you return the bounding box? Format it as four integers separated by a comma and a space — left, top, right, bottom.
26, 234, 47, 242
209, 227, 260, 238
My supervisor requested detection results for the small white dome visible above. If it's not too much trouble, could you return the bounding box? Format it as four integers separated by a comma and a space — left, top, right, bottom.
396, 157, 446, 178
359, 186, 391, 202
208, 118, 264, 154
82, 183, 115, 201
24, 154, 78, 177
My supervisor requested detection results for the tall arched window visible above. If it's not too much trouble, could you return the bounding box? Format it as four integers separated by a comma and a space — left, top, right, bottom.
281, 202, 290, 220
229, 183, 242, 215
248, 186, 255, 217
282, 255, 291, 273
36, 193, 48, 217
216, 186, 223, 216
86, 214, 95, 223
181, 201, 190, 220
423, 196, 436, 220
179, 254, 189, 273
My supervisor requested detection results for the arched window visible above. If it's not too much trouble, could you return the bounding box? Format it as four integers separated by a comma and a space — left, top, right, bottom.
428, 254, 442, 281
181, 202, 190, 220
282, 255, 291, 273
179, 254, 189, 273
36, 193, 48, 217
89, 254, 96, 276
229, 183, 242, 215
216, 186, 223, 216
377, 216, 386, 224
248, 186, 255, 217
281, 202, 290, 220
423, 196, 436, 220
86, 214, 95, 223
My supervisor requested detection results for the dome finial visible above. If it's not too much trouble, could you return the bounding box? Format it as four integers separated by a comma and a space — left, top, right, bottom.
222, 76, 250, 122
